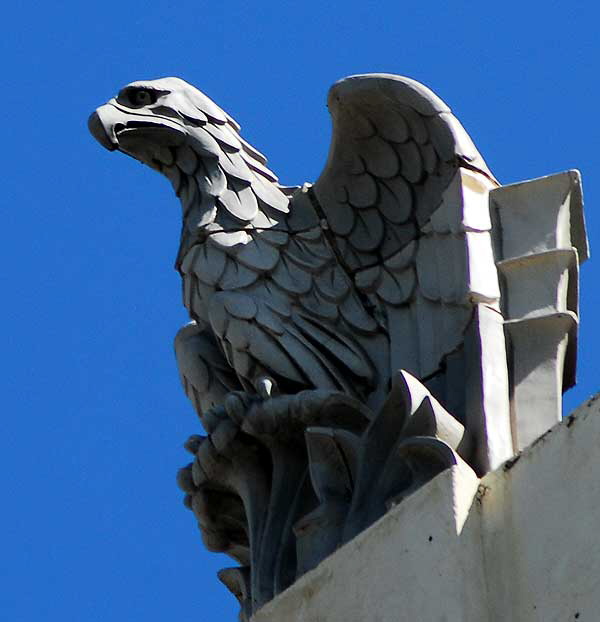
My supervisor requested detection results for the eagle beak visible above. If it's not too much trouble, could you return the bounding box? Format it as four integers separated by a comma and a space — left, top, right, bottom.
88, 110, 117, 151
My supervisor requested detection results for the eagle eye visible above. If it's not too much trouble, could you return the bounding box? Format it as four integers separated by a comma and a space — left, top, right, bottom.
132, 90, 153, 106
117, 88, 158, 108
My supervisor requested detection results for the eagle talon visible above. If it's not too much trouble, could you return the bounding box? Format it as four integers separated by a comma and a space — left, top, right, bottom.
255, 376, 278, 399
199, 407, 223, 434
224, 391, 253, 424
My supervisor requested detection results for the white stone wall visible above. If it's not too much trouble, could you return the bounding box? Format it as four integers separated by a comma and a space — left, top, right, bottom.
252, 395, 600, 622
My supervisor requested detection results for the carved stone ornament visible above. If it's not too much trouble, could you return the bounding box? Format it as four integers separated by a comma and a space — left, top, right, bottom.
89, 74, 588, 619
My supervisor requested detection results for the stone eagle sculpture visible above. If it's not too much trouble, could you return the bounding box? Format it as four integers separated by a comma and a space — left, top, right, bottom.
89, 74, 586, 618
89, 74, 497, 414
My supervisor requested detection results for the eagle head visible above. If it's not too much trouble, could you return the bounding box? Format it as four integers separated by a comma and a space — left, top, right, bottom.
89, 77, 286, 263
88, 77, 237, 171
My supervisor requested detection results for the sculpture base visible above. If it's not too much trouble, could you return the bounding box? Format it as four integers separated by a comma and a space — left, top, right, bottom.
251, 395, 600, 622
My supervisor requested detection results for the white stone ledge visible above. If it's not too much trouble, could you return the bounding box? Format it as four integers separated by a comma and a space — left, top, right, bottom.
252, 394, 600, 622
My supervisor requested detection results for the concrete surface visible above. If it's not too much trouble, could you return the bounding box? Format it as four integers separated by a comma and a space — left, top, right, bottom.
252, 394, 600, 622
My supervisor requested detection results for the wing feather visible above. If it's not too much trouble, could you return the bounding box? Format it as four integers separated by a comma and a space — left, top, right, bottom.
250, 173, 290, 212
203, 122, 242, 151
254, 303, 285, 336
312, 265, 350, 302
346, 173, 378, 208
218, 256, 259, 289
217, 188, 245, 221
278, 329, 343, 390
285, 238, 331, 272
188, 126, 222, 157
298, 288, 339, 321
194, 240, 227, 285
360, 136, 399, 178
338, 292, 379, 333
348, 208, 385, 252
292, 314, 372, 380
233, 182, 259, 217
270, 256, 313, 295
236, 235, 280, 272
218, 150, 253, 183
374, 112, 409, 142
395, 141, 423, 184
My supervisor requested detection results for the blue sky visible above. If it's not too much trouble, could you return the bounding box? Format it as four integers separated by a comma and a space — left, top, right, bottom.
3, 1, 599, 620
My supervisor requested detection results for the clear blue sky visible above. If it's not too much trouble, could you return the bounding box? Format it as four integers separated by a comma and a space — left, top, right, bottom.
3, 1, 599, 620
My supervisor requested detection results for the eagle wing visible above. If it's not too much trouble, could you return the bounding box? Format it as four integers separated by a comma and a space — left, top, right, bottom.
310, 74, 500, 381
